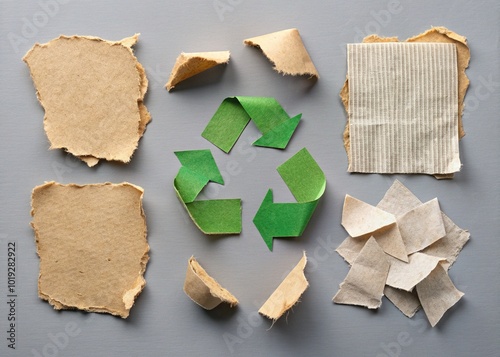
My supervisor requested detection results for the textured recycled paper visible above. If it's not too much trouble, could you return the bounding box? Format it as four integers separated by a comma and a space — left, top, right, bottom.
31, 182, 149, 318
333, 237, 390, 309
166, 51, 230, 91
347, 42, 459, 175
384, 286, 421, 318
336, 180, 469, 322
385, 253, 446, 292
183, 256, 238, 310
253, 148, 325, 251
244, 28, 319, 78
341, 195, 396, 238
174, 150, 241, 234
259, 252, 308, 320
202, 96, 301, 153
372, 224, 408, 262
378, 180, 470, 270
416, 263, 464, 327
23, 34, 151, 167
397, 198, 446, 254
340, 27, 470, 178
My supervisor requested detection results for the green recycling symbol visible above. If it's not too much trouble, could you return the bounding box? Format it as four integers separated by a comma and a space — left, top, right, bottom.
174, 97, 326, 251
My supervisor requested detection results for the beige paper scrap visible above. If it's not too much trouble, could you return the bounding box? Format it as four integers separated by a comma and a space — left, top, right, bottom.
23, 34, 151, 167
31, 181, 149, 318
166, 51, 230, 91
340, 27, 470, 179
337, 225, 408, 264
244, 28, 319, 78
384, 286, 421, 318
397, 198, 446, 254
372, 224, 408, 262
333, 237, 390, 309
183, 256, 238, 310
259, 252, 308, 320
386, 253, 446, 292
379, 180, 470, 270
347, 42, 459, 175
416, 263, 464, 327
342, 194, 396, 238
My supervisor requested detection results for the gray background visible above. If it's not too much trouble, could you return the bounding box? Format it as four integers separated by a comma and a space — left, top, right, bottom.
1, 0, 499, 356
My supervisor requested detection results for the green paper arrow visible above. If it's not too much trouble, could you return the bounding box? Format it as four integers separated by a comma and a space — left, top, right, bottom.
174, 149, 242, 234
253, 148, 326, 250
201, 96, 301, 153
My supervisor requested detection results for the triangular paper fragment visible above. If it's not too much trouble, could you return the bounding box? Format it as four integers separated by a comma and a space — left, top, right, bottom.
416, 263, 464, 327
259, 252, 308, 320
342, 194, 396, 238
166, 51, 230, 91
397, 198, 446, 254
183, 256, 238, 310
244, 28, 319, 78
372, 224, 408, 262
333, 237, 390, 309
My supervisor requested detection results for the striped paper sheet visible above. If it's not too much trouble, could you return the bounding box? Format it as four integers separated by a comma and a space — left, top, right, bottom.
347, 42, 460, 175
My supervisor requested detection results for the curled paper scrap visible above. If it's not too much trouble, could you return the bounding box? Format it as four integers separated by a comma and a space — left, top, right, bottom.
335, 180, 469, 326
333, 237, 390, 309
23, 34, 150, 167
244, 28, 319, 78
259, 252, 308, 320
253, 148, 326, 251
174, 149, 242, 234
202, 96, 301, 153
183, 256, 238, 310
30, 181, 149, 318
166, 51, 230, 91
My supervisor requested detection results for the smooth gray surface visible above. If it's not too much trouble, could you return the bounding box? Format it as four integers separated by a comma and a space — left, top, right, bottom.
1, 0, 499, 356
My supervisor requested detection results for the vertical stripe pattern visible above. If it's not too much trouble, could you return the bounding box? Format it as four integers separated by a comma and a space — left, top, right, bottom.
347, 43, 460, 174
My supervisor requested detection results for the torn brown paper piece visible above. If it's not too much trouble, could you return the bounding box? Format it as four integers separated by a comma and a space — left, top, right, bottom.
416, 263, 464, 327
333, 237, 390, 309
340, 27, 470, 178
259, 252, 308, 320
244, 28, 319, 78
397, 198, 446, 254
166, 51, 230, 91
31, 181, 149, 318
385, 253, 446, 292
341, 194, 396, 238
24, 34, 151, 167
183, 256, 238, 310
